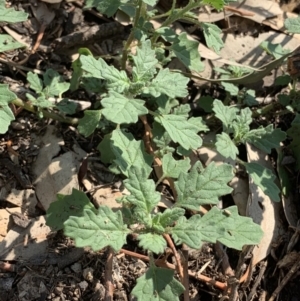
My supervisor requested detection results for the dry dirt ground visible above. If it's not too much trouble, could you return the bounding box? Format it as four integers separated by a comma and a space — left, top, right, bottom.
1, 0, 300, 301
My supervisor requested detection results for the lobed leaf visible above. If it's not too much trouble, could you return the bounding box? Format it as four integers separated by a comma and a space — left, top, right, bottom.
175, 161, 234, 210
138, 233, 166, 254
215, 132, 238, 159
102, 91, 148, 124
124, 166, 160, 214
46, 189, 96, 231
131, 264, 185, 301
155, 114, 202, 150
162, 153, 191, 178
64, 206, 130, 252
110, 129, 153, 176
78, 110, 102, 137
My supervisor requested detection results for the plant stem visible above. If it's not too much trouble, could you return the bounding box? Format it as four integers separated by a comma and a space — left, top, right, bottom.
12, 98, 79, 125
121, 0, 146, 70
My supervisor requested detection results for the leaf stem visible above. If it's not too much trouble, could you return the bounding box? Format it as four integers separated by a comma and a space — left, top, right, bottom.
121, 0, 146, 70
12, 98, 79, 125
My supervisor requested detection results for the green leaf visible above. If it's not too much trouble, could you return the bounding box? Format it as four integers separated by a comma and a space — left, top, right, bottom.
0, 105, 15, 134
80, 55, 105, 79
138, 233, 166, 254
172, 206, 263, 250
145, 68, 189, 98
213, 99, 238, 130
46, 189, 96, 231
187, 116, 209, 132
132, 39, 157, 82
70, 48, 93, 91
221, 82, 239, 96
0, 34, 25, 52
152, 122, 174, 154
102, 91, 148, 124
111, 129, 153, 176
245, 162, 280, 202
170, 33, 204, 72
98, 133, 115, 164
155, 114, 202, 150
202, 0, 225, 10
27, 72, 43, 94
173, 104, 190, 117
124, 166, 160, 214
102, 66, 130, 93
0, 0, 28, 22
243, 89, 258, 106
171, 215, 204, 249
0, 84, 17, 134
131, 264, 185, 301
197, 95, 214, 112
215, 132, 238, 159
84, 0, 121, 17
285, 16, 300, 34
202, 23, 224, 54
43, 69, 70, 97
244, 125, 286, 153
260, 41, 290, 59
56, 98, 77, 115
64, 206, 130, 252
175, 162, 233, 210
274, 75, 291, 86
78, 110, 102, 137
153, 208, 185, 228
162, 153, 190, 178
28, 95, 53, 109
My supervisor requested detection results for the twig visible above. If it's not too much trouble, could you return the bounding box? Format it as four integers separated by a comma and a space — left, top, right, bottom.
247, 261, 267, 301
139, 115, 177, 198
163, 233, 184, 281
268, 254, 300, 301
104, 247, 114, 301
215, 242, 234, 277
182, 246, 190, 301
224, 5, 255, 16
120, 248, 227, 291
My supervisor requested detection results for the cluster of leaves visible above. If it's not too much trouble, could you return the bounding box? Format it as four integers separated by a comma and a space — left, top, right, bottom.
3, 0, 300, 300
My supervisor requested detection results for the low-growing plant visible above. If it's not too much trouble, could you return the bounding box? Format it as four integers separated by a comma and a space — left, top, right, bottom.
3, 0, 300, 299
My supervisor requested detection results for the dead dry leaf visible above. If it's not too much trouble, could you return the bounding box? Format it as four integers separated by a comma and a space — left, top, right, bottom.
246, 143, 283, 268
0, 216, 51, 261
6, 189, 37, 215
0, 208, 22, 241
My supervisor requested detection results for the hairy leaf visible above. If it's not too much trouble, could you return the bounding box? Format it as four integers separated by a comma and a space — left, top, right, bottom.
175, 162, 233, 210
0, 0, 28, 22
64, 206, 130, 252
138, 233, 166, 254
78, 110, 102, 137
202, 23, 224, 54
145, 68, 189, 98
215, 132, 238, 159
213, 99, 238, 130
172, 206, 263, 250
245, 125, 286, 153
131, 264, 185, 301
102, 91, 148, 124
170, 33, 204, 72
155, 114, 202, 150
111, 129, 153, 176
132, 39, 157, 82
124, 166, 160, 214
46, 189, 96, 231
162, 153, 190, 178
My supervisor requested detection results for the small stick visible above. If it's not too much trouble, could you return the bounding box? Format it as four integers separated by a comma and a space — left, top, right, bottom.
224, 5, 255, 17
120, 248, 227, 290
104, 247, 114, 301
163, 233, 184, 281
268, 255, 300, 301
